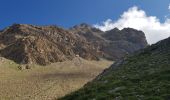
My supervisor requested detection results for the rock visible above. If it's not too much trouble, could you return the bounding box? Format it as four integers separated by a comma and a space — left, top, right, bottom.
18, 63, 32, 70
73, 57, 83, 66
25, 64, 31, 69
103, 80, 108, 84
18, 65, 26, 70
108, 86, 126, 93
0, 57, 5, 63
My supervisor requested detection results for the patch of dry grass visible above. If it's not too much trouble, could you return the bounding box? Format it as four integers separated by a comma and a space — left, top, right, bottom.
0, 57, 113, 100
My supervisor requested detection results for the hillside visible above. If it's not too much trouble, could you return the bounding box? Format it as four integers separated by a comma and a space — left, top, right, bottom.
60, 37, 170, 100
0, 23, 147, 66
0, 57, 113, 100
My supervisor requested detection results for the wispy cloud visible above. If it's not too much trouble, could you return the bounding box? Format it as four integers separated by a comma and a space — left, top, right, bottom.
94, 6, 170, 44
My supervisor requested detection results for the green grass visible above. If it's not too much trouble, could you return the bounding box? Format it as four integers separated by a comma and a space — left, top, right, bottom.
60, 40, 170, 100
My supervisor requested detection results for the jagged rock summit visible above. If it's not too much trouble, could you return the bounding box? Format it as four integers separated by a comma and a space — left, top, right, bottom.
0, 23, 148, 65
70, 24, 148, 60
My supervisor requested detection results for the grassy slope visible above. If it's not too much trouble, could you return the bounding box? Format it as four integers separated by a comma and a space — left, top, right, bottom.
60, 38, 170, 100
0, 57, 113, 100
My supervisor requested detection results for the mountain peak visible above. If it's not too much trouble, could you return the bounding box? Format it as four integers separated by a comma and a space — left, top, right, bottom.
72, 23, 92, 29
10, 23, 36, 29
106, 27, 120, 32
79, 23, 91, 27
71, 23, 103, 34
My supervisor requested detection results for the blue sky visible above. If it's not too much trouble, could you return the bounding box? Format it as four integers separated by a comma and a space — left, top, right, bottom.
1, 0, 170, 44
0, 0, 169, 29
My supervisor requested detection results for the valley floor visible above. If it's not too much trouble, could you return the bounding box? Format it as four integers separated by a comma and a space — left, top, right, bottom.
0, 57, 113, 100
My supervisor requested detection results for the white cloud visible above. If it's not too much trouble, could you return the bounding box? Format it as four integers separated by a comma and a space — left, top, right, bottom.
94, 6, 170, 44
169, 4, 170, 11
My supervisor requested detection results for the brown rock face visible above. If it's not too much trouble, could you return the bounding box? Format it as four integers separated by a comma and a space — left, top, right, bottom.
0, 24, 99, 65
0, 23, 148, 65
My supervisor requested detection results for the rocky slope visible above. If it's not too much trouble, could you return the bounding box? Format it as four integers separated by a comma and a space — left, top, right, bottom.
60, 37, 170, 100
0, 23, 148, 65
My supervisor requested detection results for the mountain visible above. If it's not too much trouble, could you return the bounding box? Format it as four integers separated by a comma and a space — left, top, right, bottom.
0, 23, 148, 65
70, 24, 148, 60
60, 37, 170, 100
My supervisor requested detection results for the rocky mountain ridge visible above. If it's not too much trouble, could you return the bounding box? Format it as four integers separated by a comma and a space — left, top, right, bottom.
0, 23, 148, 65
